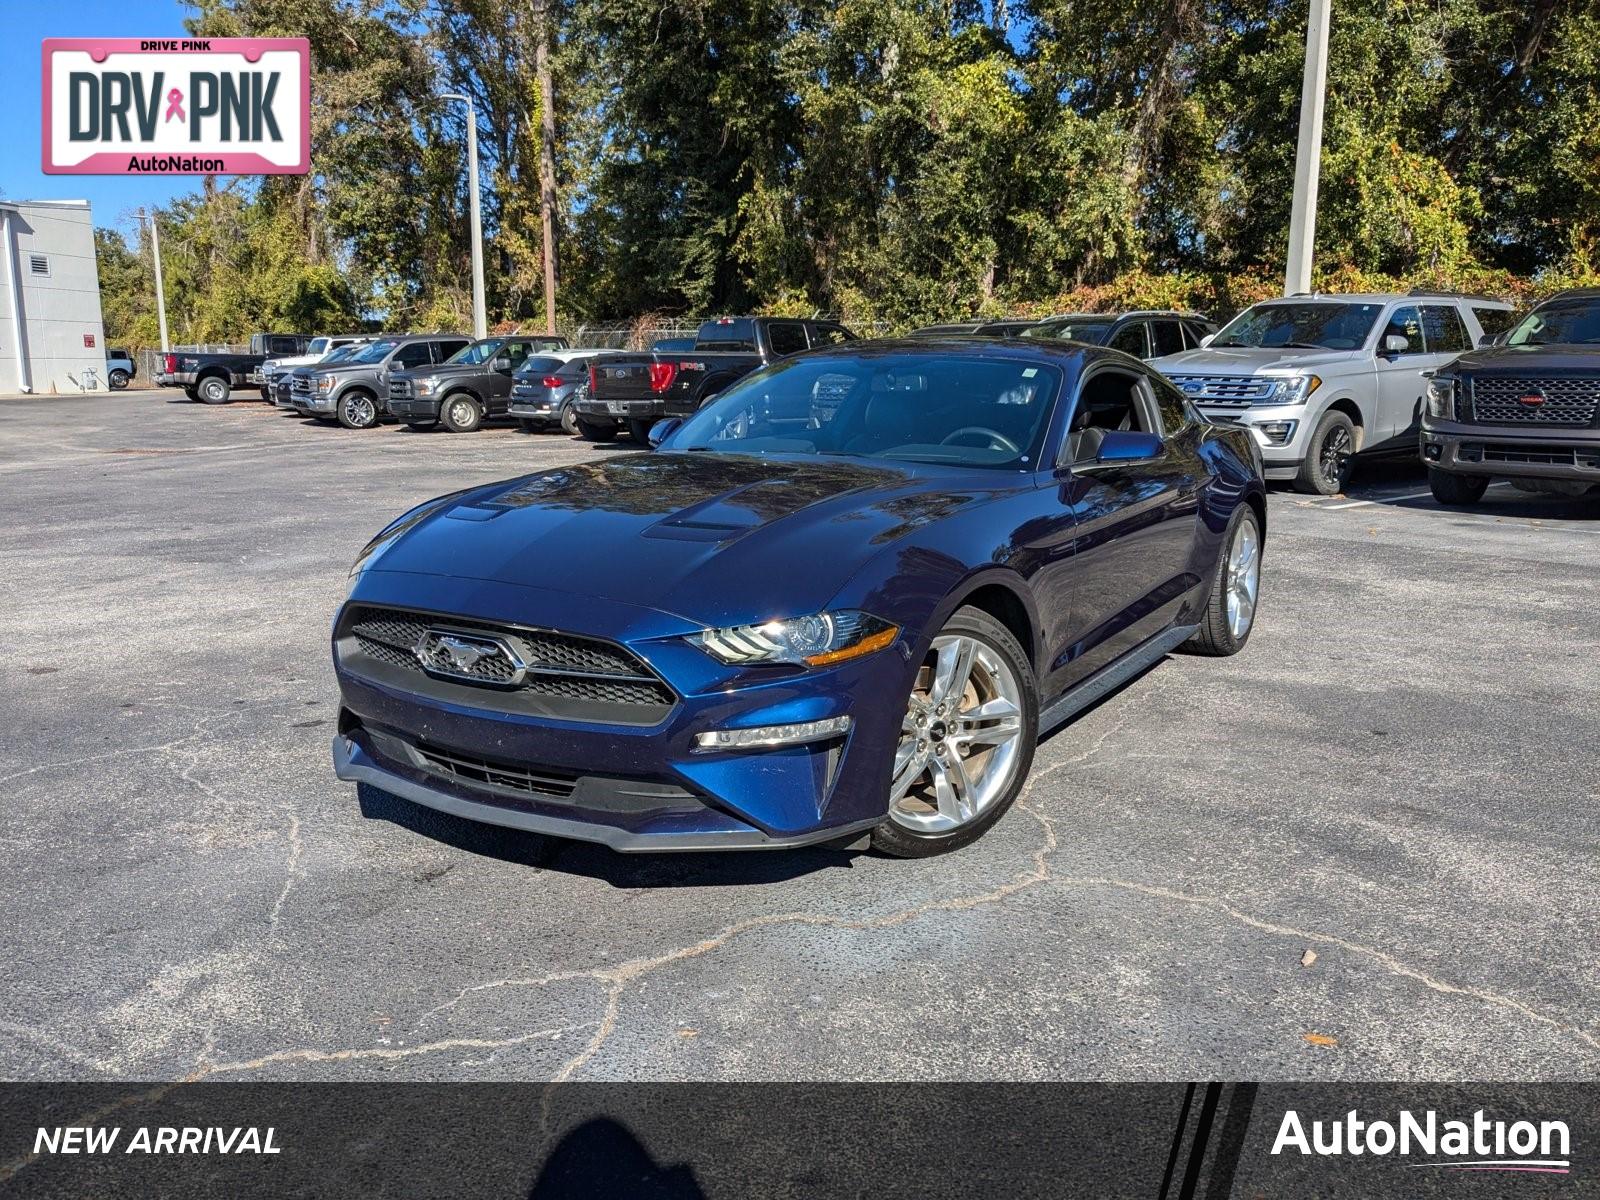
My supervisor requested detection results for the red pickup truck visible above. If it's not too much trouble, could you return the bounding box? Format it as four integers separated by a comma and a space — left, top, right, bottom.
572, 316, 855, 442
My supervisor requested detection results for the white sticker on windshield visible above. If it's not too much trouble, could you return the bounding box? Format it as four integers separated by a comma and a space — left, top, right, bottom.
1022, 368, 1038, 377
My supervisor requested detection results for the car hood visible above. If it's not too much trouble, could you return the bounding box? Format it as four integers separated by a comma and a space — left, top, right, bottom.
1446, 344, 1600, 373
364, 453, 1009, 626
1152, 347, 1366, 374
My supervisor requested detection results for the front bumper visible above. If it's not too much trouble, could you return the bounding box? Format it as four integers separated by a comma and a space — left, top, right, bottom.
1197, 404, 1308, 476
290, 389, 335, 414
388, 395, 442, 421
332, 572, 913, 852
1420, 419, 1600, 482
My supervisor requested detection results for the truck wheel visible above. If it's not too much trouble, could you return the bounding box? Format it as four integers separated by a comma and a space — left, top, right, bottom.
560, 404, 579, 436
628, 418, 655, 444
1293, 410, 1356, 495
1428, 467, 1488, 506
337, 390, 380, 430
575, 416, 618, 443
441, 394, 483, 433
108, 369, 130, 390
517, 419, 541, 434
197, 376, 232, 405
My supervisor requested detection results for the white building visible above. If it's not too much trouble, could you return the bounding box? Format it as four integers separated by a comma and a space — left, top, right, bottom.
1, 200, 108, 395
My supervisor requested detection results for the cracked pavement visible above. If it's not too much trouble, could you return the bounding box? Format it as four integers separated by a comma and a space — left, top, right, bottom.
1, 391, 1597, 1085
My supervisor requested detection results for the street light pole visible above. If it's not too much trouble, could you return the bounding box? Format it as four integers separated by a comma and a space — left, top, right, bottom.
441, 92, 487, 339
139, 210, 170, 352
1284, 0, 1331, 296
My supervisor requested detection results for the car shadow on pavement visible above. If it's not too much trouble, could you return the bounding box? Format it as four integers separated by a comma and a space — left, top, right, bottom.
356, 783, 863, 887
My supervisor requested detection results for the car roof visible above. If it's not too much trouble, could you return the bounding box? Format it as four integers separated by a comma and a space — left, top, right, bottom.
1274, 292, 1511, 306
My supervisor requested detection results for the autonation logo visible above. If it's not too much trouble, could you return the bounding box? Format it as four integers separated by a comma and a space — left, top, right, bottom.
1273, 1109, 1571, 1174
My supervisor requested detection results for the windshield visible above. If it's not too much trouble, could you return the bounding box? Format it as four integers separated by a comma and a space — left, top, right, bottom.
1211, 302, 1382, 350
445, 339, 505, 366
350, 339, 400, 364
515, 356, 570, 377
1506, 300, 1600, 346
670, 352, 1062, 470
322, 343, 364, 364
1020, 319, 1111, 344
306, 337, 331, 354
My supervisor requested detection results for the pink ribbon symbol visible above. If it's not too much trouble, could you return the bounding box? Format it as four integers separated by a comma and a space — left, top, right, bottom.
164, 88, 185, 123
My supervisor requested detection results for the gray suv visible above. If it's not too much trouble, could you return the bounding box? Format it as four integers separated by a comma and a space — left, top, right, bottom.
1152, 292, 1514, 493
288, 334, 470, 429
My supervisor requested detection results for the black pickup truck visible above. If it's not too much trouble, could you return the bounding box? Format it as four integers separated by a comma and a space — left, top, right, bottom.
1421, 288, 1600, 503
157, 333, 311, 404
574, 317, 855, 442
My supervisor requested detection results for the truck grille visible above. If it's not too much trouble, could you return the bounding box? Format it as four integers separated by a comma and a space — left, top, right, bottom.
388, 380, 411, 399
1165, 375, 1277, 407
1467, 377, 1600, 427
291, 375, 311, 394
338, 604, 676, 724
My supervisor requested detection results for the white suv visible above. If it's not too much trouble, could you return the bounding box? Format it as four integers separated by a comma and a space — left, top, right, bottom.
1151, 292, 1516, 494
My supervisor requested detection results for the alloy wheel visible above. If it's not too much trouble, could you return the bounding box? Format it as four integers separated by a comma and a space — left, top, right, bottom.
1320, 425, 1353, 486
888, 634, 1026, 834
1226, 517, 1260, 639
347, 395, 376, 427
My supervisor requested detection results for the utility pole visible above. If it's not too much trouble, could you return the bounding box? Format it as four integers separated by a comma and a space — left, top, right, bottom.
1284, 0, 1331, 296
533, 0, 560, 336
139, 210, 170, 352
441, 92, 488, 339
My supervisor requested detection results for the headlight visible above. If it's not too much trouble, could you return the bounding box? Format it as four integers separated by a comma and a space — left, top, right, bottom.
1266, 374, 1321, 405
415, 380, 436, 396
696, 610, 898, 667
316, 376, 334, 391
1426, 377, 1455, 419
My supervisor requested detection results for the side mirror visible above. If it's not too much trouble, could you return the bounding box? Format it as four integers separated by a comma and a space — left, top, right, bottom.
1198, 333, 1215, 348
1095, 429, 1164, 464
647, 417, 683, 449
1381, 334, 1409, 355
492, 356, 512, 373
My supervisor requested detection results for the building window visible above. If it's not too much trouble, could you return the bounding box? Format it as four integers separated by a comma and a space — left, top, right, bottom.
28, 254, 49, 277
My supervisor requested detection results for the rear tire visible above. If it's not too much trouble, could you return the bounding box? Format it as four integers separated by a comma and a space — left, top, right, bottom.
441, 394, 483, 433
197, 375, 232, 405
1182, 505, 1262, 657
1428, 468, 1488, 506
1293, 410, 1356, 495
183, 386, 200, 402
628, 418, 655, 444
560, 403, 580, 436
871, 606, 1038, 859
336, 390, 380, 430
108, 369, 130, 390
576, 416, 619, 443
517, 419, 541, 434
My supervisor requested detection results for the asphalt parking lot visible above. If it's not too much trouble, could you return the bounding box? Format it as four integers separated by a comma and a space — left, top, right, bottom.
2, 389, 1597, 1085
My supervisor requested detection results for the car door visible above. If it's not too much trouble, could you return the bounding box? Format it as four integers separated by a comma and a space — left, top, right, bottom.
484, 339, 538, 414
1371, 305, 1434, 447
1032, 363, 1206, 700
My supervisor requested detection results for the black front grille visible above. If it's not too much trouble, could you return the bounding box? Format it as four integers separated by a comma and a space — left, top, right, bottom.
388, 380, 411, 398
1468, 376, 1600, 427
413, 742, 580, 798
339, 604, 676, 724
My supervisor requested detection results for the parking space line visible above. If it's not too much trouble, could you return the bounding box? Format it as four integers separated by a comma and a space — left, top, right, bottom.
1320, 482, 1514, 510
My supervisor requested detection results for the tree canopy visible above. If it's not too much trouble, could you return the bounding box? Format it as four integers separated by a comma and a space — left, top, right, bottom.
98, 0, 1600, 349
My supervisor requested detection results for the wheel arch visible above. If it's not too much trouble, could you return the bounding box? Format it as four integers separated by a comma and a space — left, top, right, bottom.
1322, 395, 1366, 451
944, 573, 1041, 671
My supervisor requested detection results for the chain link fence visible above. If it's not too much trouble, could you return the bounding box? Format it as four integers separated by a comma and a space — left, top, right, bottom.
563, 316, 896, 349
136, 345, 246, 383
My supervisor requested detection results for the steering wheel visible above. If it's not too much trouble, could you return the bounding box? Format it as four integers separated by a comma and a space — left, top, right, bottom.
939, 426, 1020, 454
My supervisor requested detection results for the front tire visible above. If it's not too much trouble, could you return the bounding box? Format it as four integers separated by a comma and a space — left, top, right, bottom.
1428, 467, 1488, 506
441, 394, 483, 433
108, 369, 130, 390
337, 390, 380, 430
1293, 410, 1356, 495
197, 375, 232, 405
871, 607, 1038, 859
575, 415, 619, 443
1183, 505, 1262, 657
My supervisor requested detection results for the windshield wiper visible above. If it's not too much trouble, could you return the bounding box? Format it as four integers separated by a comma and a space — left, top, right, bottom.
1276, 341, 1326, 349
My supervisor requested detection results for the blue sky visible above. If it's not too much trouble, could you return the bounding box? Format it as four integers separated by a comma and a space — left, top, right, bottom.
3, 0, 212, 244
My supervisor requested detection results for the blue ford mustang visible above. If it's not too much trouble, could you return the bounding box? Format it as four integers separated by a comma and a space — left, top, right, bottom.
333, 340, 1265, 857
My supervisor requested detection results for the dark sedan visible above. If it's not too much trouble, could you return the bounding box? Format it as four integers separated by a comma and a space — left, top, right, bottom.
332, 341, 1266, 856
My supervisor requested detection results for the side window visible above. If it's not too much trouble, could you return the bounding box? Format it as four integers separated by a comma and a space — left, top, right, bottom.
394, 343, 434, 368
767, 323, 808, 356
1182, 321, 1212, 349
1471, 306, 1515, 339
1419, 306, 1469, 354
1108, 322, 1149, 358
1062, 368, 1155, 465
809, 323, 853, 347
433, 340, 469, 363
1381, 306, 1424, 355
268, 336, 299, 355
501, 341, 536, 368
1150, 320, 1184, 357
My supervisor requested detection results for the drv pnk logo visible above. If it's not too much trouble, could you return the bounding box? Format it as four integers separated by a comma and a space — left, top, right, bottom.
42, 38, 309, 175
